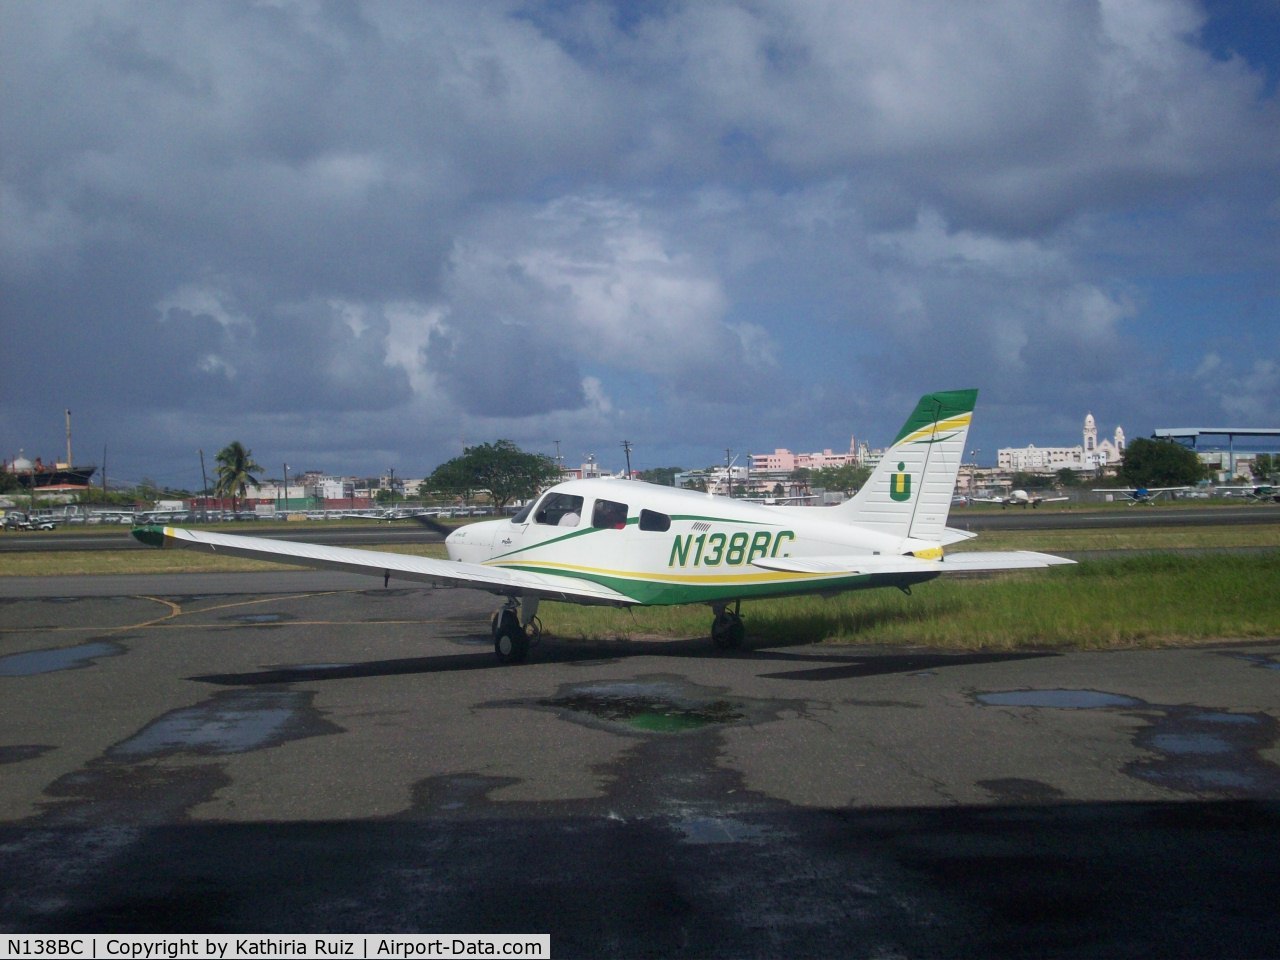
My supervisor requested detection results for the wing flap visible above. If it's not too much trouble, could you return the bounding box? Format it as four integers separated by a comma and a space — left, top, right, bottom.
133, 526, 636, 606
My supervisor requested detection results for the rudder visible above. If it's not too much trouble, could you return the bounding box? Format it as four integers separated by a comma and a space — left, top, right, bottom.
836, 389, 976, 543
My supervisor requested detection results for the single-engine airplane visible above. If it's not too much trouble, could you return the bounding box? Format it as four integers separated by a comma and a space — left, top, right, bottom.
971, 489, 1069, 509
134, 389, 1072, 663
1214, 484, 1280, 504
1092, 485, 1190, 505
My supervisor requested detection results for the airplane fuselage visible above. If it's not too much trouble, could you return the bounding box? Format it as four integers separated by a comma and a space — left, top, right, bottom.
446, 477, 941, 607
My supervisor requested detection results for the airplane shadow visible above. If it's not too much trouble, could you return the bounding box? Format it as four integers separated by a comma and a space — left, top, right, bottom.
190, 631, 1057, 686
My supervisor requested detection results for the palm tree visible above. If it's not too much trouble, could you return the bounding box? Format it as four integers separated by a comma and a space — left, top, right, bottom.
214, 441, 263, 516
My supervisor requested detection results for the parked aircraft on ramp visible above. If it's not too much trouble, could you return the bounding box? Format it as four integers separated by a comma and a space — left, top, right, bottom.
134, 389, 1072, 663
971, 490, 1069, 509
1093, 485, 1192, 505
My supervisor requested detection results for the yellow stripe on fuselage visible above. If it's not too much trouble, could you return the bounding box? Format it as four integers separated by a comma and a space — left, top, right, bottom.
488, 559, 847, 587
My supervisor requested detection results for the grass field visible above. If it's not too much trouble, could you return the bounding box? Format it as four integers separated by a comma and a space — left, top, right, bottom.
539, 551, 1280, 650
3, 516, 1277, 650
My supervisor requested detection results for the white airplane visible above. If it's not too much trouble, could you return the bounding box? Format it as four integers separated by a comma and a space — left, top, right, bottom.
134, 389, 1073, 663
744, 493, 821, 505
338, 507, 427, 522
971, 490, 1069, 509
1092, 485, 1190, 505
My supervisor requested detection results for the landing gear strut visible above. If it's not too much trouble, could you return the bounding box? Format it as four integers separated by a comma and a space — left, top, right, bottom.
491, 596, 541, 664
711, 600, 745, 649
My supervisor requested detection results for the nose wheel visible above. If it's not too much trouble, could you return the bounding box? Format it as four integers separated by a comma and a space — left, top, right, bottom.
711, 601, 745, 649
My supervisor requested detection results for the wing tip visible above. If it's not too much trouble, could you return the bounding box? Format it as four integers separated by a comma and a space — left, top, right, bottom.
131, 524, 169, 548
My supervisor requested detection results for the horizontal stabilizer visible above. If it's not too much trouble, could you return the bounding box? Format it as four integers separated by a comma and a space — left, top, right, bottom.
934, 550, 1076, 570
752, 549, 1073, 577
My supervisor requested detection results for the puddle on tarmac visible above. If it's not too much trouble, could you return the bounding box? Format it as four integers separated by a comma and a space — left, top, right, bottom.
1147, 733, 1234, 755
975, 689, 1280, 797
226, 612, 291, 624
532, 676, 796, 735
975, 689, 1145, 709
676, 815, 776, 845
0, 641, 125, 677
110, 689, 337, 758
1230, 653, 1280, 671
0, 745, 54, 764
1128, 708, 1280, 797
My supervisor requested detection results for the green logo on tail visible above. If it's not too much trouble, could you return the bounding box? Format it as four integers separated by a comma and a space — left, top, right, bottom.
890, 462, 912, 502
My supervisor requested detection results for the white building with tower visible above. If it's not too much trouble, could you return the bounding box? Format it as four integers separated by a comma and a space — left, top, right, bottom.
998, 413, 1125, 473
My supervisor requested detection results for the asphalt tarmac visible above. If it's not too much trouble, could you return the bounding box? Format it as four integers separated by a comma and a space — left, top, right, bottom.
1, 566, 1278, 957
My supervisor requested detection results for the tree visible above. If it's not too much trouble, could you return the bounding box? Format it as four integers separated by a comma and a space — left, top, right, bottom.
214, 441, 263, 514
1010, 471, 1054, 491
1055, 468, 1083, 488
811, 463, 872, 494
428, 440, 560, 511
1251, 454, 1277, 482
1119, 437, 1206, 488
637, 466, 684, 486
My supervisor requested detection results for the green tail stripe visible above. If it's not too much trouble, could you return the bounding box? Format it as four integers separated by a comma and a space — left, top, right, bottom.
892, 389, 978, 445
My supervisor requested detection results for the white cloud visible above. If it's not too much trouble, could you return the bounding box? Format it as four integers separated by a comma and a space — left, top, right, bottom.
1197, 354, 1280, 421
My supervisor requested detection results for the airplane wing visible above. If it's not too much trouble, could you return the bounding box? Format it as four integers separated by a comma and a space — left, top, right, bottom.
751, 550, 1073, 576
1034, 496, 1070, 504
132, 525, 638, 607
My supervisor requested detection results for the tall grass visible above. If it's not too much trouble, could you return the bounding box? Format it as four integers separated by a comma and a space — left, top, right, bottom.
540, 552, 1280, 650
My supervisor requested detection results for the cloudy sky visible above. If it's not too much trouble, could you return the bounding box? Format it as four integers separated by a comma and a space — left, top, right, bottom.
2, 0, 1277, 488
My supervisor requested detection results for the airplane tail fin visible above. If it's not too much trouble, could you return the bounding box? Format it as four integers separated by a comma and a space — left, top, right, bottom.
834, 389, 976, 543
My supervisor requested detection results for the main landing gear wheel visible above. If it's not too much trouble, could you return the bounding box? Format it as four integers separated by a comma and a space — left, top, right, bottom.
711, 602, 745, 649
491, 597, 541, 664
492, 608, 529, 663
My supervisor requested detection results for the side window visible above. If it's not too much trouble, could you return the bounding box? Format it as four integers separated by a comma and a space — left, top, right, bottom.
639, 509, 671, 532
591, 499, 629, 529
534, 493, 583, 527
511, 501, 535, 524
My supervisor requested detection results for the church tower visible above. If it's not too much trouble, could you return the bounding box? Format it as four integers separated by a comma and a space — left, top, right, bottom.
1083, 412, 1097, 456
1115, 426, 1125, 454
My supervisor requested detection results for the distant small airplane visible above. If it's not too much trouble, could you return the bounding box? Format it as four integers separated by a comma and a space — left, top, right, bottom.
2, 512, 59, 530
743, 493, 821, 505
134, 389, 1073, 663
971, 490, 1069, 509
339, 508, 426, 522
1092, 485, 1190, 505
1215, 484, 1280, 504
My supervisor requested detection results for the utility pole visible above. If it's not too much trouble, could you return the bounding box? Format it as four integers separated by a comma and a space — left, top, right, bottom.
199, 449, 208, 522
620, 440, 633, 479
283, 463, 290, 515
725, 448, 732, 497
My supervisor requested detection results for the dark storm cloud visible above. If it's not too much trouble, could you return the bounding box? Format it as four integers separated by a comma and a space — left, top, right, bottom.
2, 1, 1276, 484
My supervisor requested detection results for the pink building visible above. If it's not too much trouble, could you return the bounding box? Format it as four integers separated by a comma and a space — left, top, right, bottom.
752, 439, 859, 473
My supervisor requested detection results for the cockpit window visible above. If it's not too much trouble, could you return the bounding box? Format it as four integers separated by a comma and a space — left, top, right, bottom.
511, 501, 535, 524
591, 499, 628, 529
534, 493, 583, 527
639, 509, 671, 532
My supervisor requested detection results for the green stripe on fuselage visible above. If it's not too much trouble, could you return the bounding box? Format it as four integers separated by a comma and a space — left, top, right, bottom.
493, 561, 940, 606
